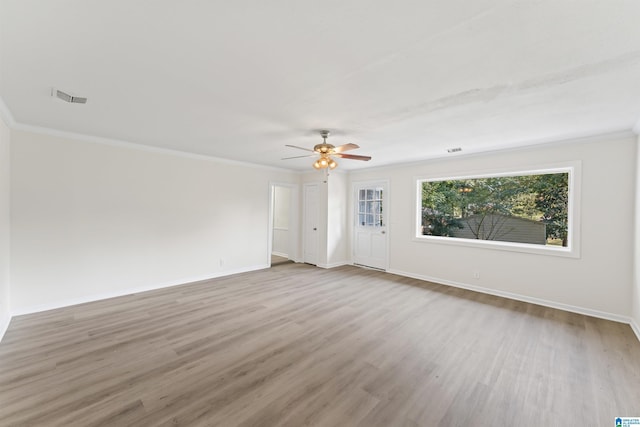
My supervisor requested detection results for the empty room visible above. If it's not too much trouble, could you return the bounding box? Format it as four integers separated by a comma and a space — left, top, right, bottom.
1, 1, 640, 426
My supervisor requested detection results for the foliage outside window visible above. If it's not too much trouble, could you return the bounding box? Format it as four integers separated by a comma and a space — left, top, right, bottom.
419, 171, 570, 248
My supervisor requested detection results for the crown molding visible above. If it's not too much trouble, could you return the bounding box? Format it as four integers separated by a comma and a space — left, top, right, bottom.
348, 128, 636, 175
1, 95, 300, 173
13, 124, 296, 174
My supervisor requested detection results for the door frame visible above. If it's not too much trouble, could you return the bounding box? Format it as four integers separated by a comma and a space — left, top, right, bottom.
351, 179, 390, 270
268, 182, 300, 266
302, 182, 321, 266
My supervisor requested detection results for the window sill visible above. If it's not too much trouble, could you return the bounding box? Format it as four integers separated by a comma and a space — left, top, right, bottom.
412, 235, 580, 258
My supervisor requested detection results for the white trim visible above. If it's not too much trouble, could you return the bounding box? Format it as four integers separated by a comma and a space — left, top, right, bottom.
271, 251, 289, 258
2, 94, 634, 174
0, 97, 11, 344
0, 313, 11, 343
353, 263, 386, 272
268, 184, 275, 266
414, 161, 581, 259
4, 265, 638, 343
302, 182, 320, 266
11, 122, 296, 173
631, 318, 640, 343
412, 234, 578, 258
317, 261, 350, 269
11, 264, 268, 316
352, 179, 390, 271
388, 268, 634, 326
347, 129, 635, 174
269, 181, 300, 267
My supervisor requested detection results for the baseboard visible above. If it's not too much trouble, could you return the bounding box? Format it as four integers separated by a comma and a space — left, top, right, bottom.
387, 268, 633, 326
353, 263, 386, 272
631, 318, 640, 342
271, 251, 288, 258
0, 312, 11, 343
8, 264, 640, 345
11, 263, 269, 316
317, 261, 350, 269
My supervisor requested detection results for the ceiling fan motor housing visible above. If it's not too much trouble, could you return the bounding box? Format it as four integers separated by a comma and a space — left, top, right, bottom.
314, 143, 334, 154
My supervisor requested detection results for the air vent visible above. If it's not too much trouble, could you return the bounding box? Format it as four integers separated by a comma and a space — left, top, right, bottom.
447, 147, 462, 153
52, 88, 87, 104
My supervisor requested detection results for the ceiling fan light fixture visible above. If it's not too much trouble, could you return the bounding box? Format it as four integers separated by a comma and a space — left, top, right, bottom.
284, 130, 371, 171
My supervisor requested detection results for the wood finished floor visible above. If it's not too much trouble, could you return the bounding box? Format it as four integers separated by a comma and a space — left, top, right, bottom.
1, 263, 639, 426
270, 254, 292, 266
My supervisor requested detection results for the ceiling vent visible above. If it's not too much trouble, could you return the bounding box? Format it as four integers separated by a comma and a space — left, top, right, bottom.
51, 88, 87, 104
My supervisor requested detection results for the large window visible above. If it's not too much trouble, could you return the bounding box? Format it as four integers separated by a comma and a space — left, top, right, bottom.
416, 165, 580, 257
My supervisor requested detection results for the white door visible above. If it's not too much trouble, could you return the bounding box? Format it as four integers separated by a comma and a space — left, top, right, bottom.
303, 184, 319, 265
353, 182, 388, 270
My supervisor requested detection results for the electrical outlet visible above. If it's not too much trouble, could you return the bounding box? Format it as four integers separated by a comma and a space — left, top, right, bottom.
473, 271, 480, 279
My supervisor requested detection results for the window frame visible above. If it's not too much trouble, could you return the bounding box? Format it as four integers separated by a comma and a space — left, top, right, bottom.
357, 187, 384, 228
414, 162, 581, 258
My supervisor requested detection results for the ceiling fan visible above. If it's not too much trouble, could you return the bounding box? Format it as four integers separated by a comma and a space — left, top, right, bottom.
283, 130, 371, 170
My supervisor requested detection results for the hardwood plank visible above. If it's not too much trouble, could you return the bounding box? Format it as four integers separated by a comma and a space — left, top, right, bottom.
0, 263, 638, 426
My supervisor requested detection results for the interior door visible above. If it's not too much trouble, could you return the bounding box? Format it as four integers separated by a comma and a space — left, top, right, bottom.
353, 182, 388, 270
303, 183, 319, 265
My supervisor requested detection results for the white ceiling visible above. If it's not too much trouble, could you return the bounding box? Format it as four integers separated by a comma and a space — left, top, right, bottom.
2, 1, 640, 171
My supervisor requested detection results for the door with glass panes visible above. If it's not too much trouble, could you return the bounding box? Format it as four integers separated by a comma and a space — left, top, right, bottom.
353, 182, 388, 270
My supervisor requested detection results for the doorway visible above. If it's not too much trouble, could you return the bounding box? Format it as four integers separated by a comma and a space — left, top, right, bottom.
353, 181, 388, 270
269, 183, 298, 267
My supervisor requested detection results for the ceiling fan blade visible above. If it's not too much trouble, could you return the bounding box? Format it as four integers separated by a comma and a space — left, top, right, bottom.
334, 153, 371, 161
333, 143, 360, 153
282, 154, 316, 160
285, 144, 315, 152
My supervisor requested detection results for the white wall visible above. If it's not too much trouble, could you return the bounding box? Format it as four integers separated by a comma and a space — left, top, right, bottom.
301, 171, 350, 268
633, 134, 640, 338
326, 172, 349, 267
0, 115, 10, 338
350, 133, 636, 320
10, 130, 298, 313
6, 126, 639, 337
272, 185, 291, 257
